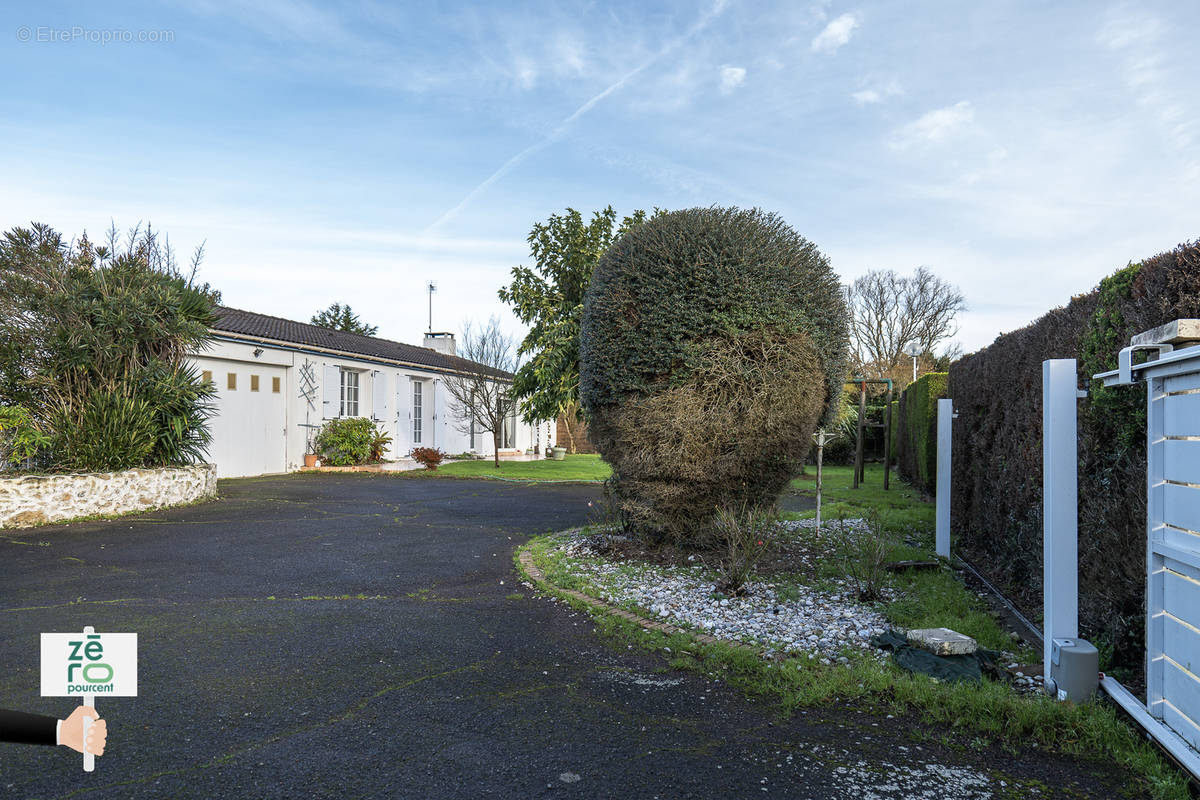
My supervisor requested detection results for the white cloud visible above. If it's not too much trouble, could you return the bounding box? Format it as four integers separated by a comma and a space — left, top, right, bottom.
427, 0, 733, 231
1097, 9, 1196, 156
852, 78, 902, 105
512, 55, 538, 89
719, 64, 746, 94
891, 101, 974, 148
811, 13, 859, 53
552, 33, 587, 75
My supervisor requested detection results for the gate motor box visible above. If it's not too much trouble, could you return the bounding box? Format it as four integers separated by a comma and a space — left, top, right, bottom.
1046, 638, 1098, 702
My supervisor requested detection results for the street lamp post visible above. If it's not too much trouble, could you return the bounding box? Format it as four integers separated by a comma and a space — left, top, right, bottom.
902, 342, 922, 383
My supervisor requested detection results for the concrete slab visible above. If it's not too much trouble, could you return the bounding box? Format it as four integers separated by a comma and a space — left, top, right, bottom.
908, 627, 978, 656
1132, 319, 1200, 347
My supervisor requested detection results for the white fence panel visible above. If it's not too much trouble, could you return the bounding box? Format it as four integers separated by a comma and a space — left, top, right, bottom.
1162, 662, 1200, 751
1094, 335, 1200, 778
1165, 392, 1200, 436
1146, 356, 1200, 750
1165, 483, 1200, 534
1165, 440, 1200, 486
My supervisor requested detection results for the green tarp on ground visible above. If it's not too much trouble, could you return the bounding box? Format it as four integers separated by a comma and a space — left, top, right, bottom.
871, 630, 1004, 683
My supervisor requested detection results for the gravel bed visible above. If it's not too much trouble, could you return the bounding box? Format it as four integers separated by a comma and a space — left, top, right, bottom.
558, 522, 892, 662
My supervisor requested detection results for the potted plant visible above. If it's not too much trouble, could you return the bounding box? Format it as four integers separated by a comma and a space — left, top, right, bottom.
303, 433, 321, 468
551, 445, 566, 461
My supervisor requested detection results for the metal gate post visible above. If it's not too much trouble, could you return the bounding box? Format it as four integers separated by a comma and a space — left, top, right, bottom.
1146, 372, 1166, 718
883, 383, 893, 490
853, 381, 866, 488
935, 398, 954, 558
1042, 359, 1080, 684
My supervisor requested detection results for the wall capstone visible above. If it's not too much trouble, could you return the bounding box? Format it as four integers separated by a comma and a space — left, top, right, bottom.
0, 465, 217, 529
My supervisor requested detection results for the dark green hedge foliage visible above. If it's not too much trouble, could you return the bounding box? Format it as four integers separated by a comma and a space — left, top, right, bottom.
949, 238, 1200, 672
580, 207, 849, 428
579, 207, 850, 542
894, 373, 948, 494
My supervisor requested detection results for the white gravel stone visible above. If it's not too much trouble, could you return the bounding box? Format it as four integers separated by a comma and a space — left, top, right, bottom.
558, 527, 892, 658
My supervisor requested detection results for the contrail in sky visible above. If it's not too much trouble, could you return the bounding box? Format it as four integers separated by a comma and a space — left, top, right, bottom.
425, 0, 731, 233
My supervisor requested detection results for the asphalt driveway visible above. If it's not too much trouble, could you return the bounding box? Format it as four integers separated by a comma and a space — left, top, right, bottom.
0, 475, 1135, 798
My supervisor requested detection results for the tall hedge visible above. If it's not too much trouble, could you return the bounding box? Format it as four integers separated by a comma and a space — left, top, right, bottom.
580, 207, 850, 543
950, 238, 1200, 671
895, 372, 948, 494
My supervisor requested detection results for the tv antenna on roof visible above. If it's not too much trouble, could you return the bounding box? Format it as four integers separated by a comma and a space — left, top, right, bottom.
427, 281, 437, 332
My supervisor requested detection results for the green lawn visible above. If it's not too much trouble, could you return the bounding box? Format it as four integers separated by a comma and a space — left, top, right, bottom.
789, 463, 934, 532
431, 453, 610, 482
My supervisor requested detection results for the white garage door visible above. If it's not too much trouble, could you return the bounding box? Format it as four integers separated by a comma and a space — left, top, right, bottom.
205, 362, 289, 478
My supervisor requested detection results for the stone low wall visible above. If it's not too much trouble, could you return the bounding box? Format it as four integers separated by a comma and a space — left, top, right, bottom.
0, 464, 217, 528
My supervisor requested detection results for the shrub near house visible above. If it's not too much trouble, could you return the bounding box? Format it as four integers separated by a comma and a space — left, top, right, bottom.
313, 417, 392, 466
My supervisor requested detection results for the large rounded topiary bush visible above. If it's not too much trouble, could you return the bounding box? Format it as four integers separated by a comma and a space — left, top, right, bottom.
579, 207, 850, 544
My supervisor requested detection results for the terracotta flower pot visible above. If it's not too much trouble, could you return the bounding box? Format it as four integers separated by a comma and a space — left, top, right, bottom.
304, 454, 320, 468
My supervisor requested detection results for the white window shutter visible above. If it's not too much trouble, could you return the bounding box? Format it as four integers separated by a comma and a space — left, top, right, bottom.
322, 365, 341, 419
372, 371, 388, 420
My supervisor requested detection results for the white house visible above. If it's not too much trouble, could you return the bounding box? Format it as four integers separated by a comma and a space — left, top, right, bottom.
189, 307, 551, 478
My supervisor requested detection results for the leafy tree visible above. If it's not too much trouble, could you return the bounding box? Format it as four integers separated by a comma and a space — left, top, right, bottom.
499, 206, 654, 452
311, 302, 378, 336
440, 317, 518, 468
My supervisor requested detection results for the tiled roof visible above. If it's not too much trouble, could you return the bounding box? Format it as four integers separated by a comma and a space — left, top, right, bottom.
210, 307, 511, 378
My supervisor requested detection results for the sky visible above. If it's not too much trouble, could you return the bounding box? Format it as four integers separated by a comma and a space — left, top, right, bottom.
2, 0, 1198, 356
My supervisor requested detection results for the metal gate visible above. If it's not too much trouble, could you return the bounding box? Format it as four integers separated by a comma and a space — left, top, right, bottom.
1097, 331, 1200, 764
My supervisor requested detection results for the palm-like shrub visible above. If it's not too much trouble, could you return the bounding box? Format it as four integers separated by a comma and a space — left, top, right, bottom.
0, 223, 218, 473
579, 207, 849, 544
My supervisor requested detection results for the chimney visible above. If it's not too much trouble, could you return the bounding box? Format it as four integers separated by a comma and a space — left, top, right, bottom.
423, 331, 456, 356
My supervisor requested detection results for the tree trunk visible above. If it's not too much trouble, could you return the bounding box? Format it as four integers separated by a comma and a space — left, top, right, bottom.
563, 415, 578, 454
562, 402, 584, 454
493, 396, 503, 468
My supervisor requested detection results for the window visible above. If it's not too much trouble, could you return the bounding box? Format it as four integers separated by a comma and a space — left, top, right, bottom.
272, 376, 281, 393
202, 370, 212, 384
340, 369, 360, 417
469, 418, 476, 450
501, 395, 517, 448
412, 381, 423, 443
227, 373, 237, 390
250, 374, 260, 392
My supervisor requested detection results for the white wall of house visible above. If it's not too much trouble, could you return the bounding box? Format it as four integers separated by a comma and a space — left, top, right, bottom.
189, 336, 550, 478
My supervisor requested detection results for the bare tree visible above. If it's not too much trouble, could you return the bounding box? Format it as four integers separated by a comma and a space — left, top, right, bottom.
846, 266, 966, 381
441, 317, 519, 468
